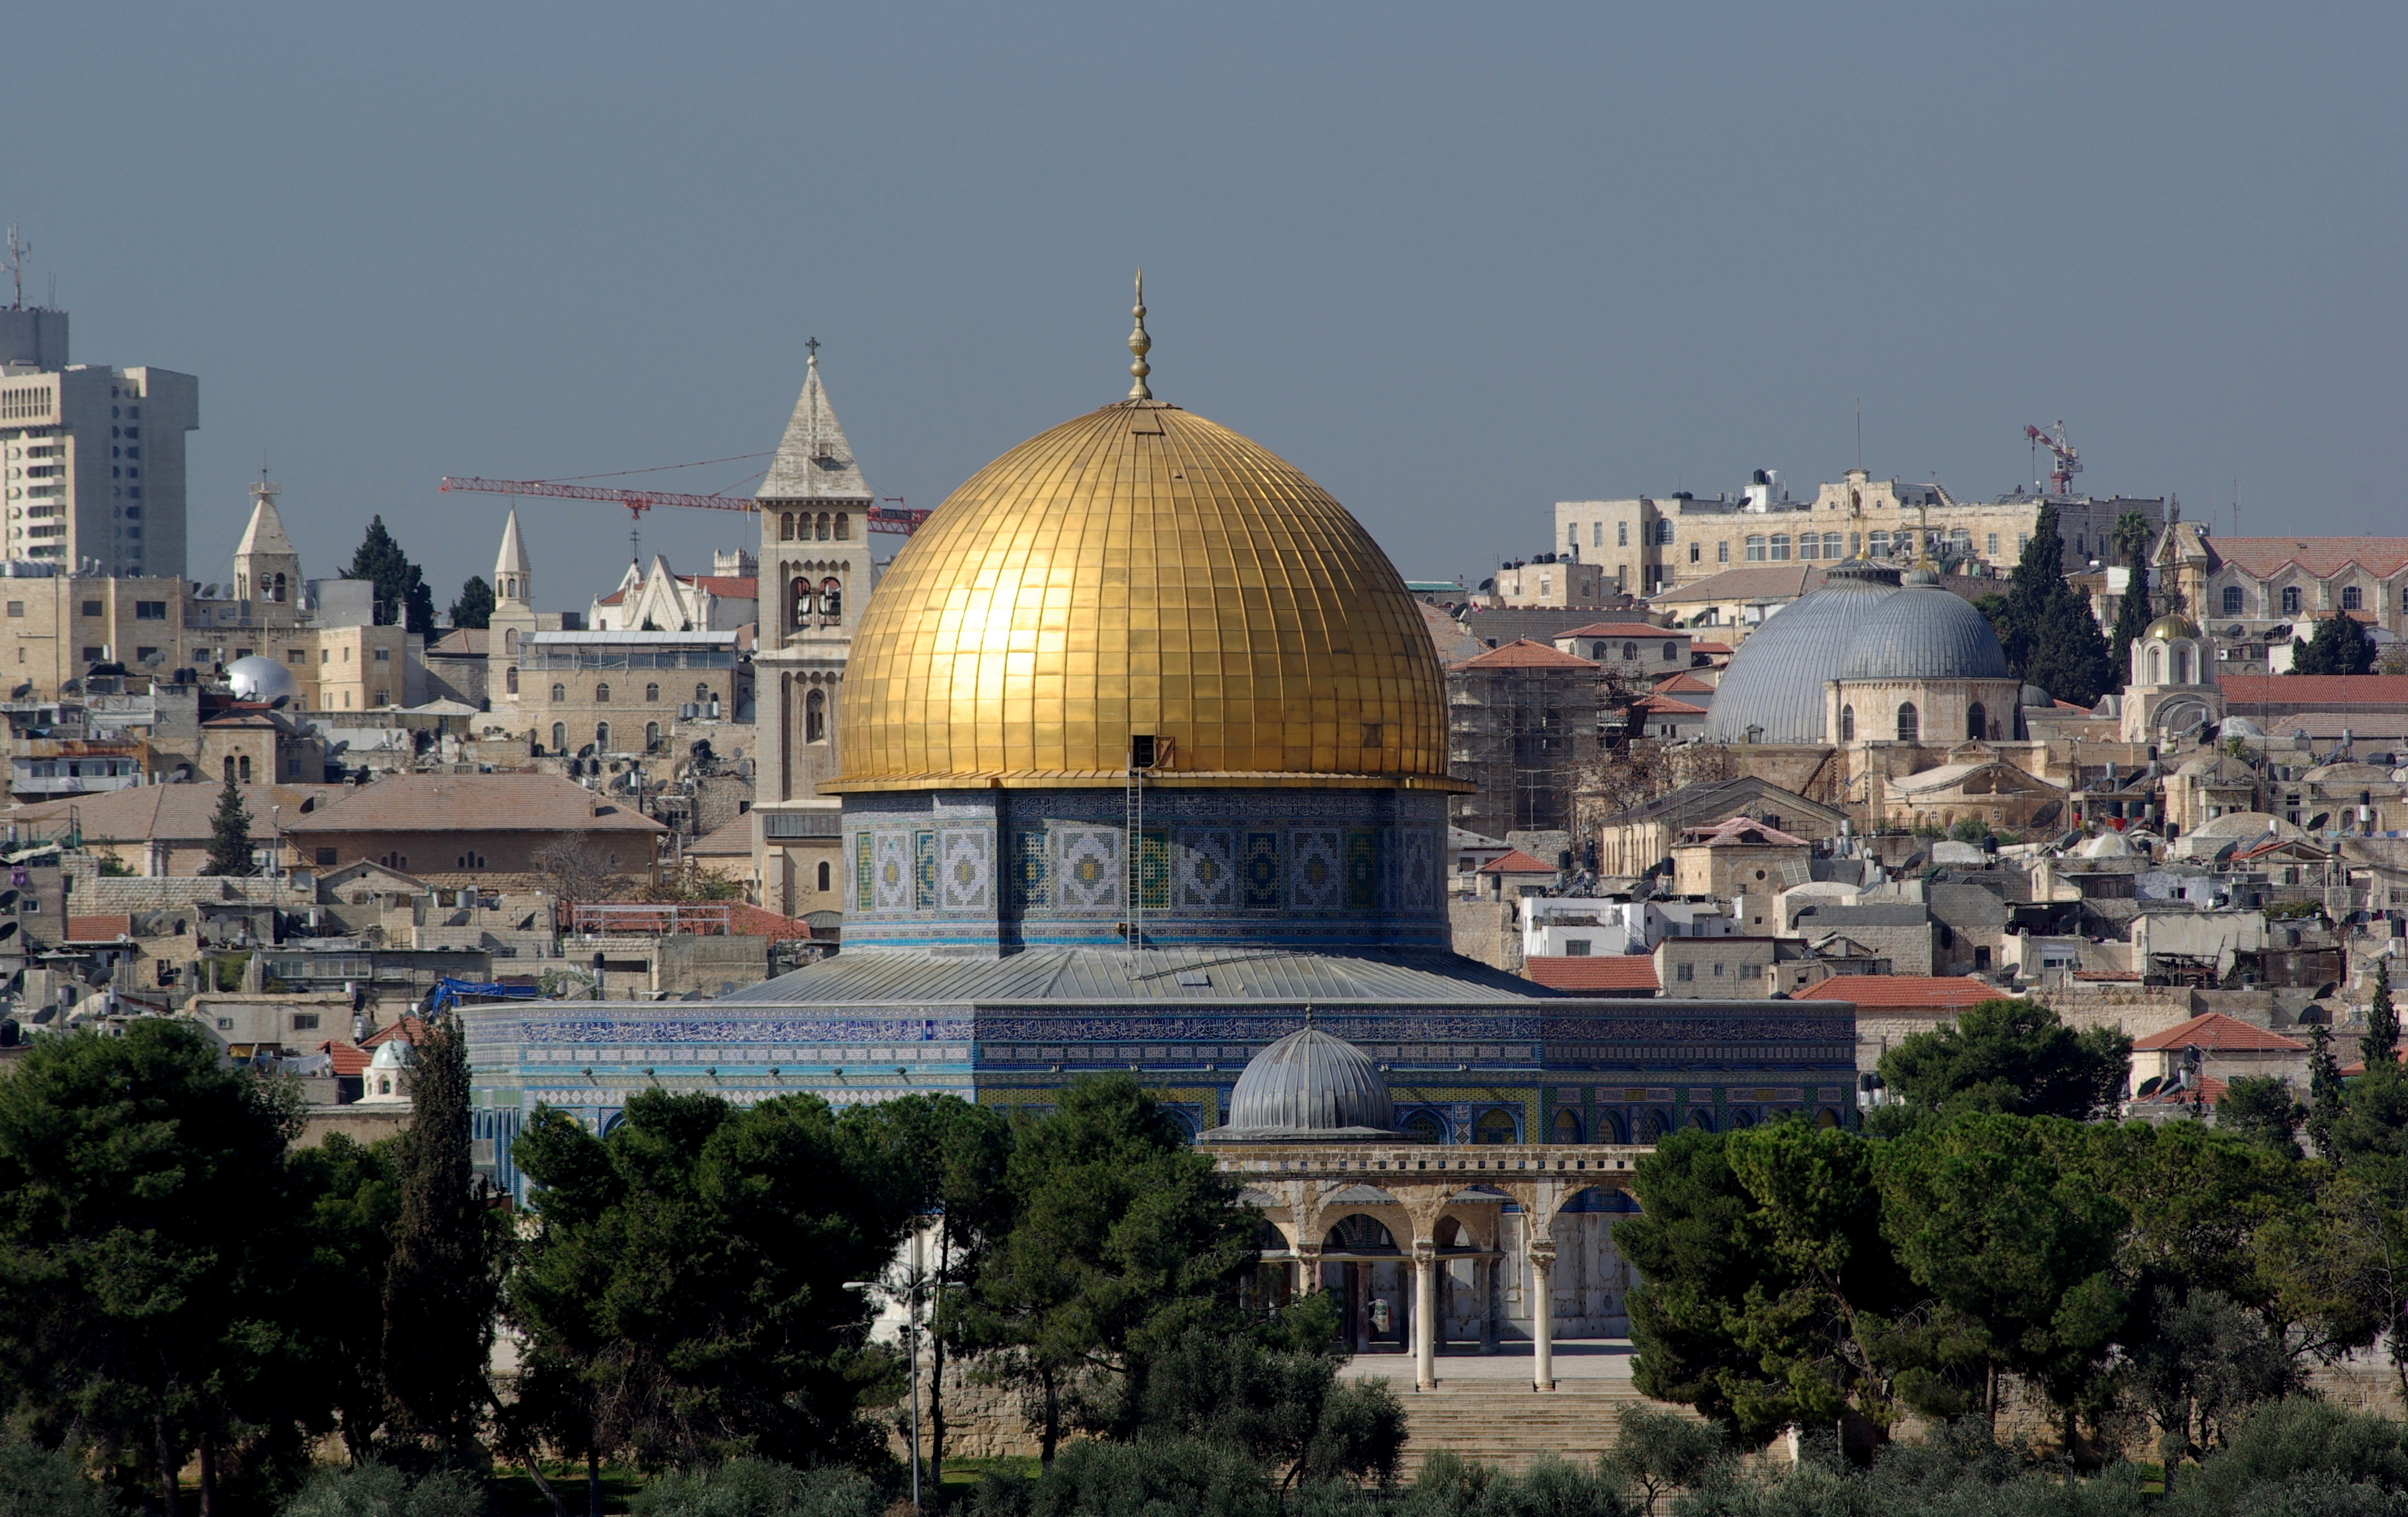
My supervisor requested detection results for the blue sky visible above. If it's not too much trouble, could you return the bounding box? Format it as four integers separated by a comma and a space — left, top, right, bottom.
12, 2, 2402, 607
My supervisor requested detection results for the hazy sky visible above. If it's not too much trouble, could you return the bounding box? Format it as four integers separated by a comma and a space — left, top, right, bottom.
12, 3, 2403, 607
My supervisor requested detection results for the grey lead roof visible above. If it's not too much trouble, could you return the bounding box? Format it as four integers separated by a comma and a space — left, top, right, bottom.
719, 945, 1563, 1006
1216, 1028, 1396, 1138
1836, 587, 2012, 682
1703, 561, 1902, 744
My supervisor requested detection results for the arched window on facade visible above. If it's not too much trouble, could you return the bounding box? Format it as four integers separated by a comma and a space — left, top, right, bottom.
2222, 586, 2244, 616
505, 667, 518, 695
503, 628, 519, 654
817, 512, 831, 540
645, 683, 659, 701
804, 687, 826, 742
1968, 701, 1987, 740
1895, 702, 1919, 743
594, 683, 611, 704
223, 755, 237, 782
551, 683, 566, 702
790, 576, 812, 629
2148, 647, 2163, 683
594, 721, 611, 751
695, 683, 710, 702
238, 754, 252, 781
835, 513, 850, 540
821, 578, 842, 621
816, 860, 832, 892
1662, 640, 1679, 661
1839, 705, 1855, 741
1550, 1110, 1582, 1144
778, 512, 793, 540
2174, 647, 2192, 683
645, 721, 660, 751
1473, 1108, 1518, 1144
1622, 642, 1637, 661
550, 722, 566, 752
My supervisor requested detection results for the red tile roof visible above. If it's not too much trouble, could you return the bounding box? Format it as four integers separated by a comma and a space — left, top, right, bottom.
1558, 623, 1687, 640
1476, 848, 1557, 875
1635, 695, 1708, 716
2133, 1012, 2306, 1053
724, 903, 822, 939
2221, 675, 2408, 706
1652, 671, 1717, 694
1690, 640, 1734, 655
2341, 1051, 2405, 1078
1526, 955, 1659, 992
361, 1015, 427, 1049
688, 576, 758, 598
2130, 1073, 2230, 1108
1794, 974, 1997, 1009
2209, 536, 2408, 579
1677, 815, 1811, 848
63, 914, 134, 943
316, 1039, 372, 1077
1452, 639, 1600, 671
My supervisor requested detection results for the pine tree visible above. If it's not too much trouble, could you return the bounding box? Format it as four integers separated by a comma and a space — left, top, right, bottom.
449, 575, 495, 631
347, 516, 439, 637
2363, 961, 2399, 1073
2292, 611, 2375, 676
380, 1012, 499, 1454
203, 774, 254, 876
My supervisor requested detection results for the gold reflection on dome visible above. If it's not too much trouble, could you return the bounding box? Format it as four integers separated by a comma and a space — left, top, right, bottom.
829, 399, 1460, 792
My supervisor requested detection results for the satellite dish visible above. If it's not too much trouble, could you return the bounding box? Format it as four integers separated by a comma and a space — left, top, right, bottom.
203, 584, 219, 598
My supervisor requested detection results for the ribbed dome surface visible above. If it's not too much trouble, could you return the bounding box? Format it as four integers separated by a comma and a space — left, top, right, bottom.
1222, 1027, 1394, 1136
829, 400, 1454, 792
1837, 587, 2012, 681
1702, 561, 1901, 744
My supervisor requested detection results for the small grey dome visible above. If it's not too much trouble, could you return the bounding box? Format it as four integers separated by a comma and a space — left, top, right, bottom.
2219, 716, 2264, 738
1837, 587, 2012, 682
1207, 1027, 1393, 1141
1703, 559, 1903, 744
226, 654, 300, 704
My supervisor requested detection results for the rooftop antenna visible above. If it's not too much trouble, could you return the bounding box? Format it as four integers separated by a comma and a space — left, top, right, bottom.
1855, 399, 1862, 470
3, 225, 26, 310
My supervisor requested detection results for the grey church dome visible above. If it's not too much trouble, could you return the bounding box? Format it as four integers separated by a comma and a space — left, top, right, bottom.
1836, 587, 2012, 682
1205, 1027, 1394, 1141
1703, 559, 1901, 744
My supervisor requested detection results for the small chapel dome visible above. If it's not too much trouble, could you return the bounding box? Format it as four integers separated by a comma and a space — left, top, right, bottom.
1204, 1027, 1394, 1141
2145, 613, 2204, 641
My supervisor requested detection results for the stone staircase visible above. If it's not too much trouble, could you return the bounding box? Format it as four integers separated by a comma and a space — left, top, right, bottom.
1394, 1381, 1676, 1473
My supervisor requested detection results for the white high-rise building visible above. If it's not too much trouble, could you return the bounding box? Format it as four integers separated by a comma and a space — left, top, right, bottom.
0, 301, 199, 578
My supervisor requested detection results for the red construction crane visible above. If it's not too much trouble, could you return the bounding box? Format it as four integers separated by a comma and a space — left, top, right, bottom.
437, 475, 931, 535
2022, 421, 2083, 497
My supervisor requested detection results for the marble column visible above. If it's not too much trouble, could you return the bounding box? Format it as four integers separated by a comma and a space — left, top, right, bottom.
1479, 1256, 1500, 1354
1412, 1244, 1437, 1391
1530, 1243, 1556, 1392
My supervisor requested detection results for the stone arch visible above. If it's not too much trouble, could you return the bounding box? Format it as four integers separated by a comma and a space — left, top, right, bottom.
1728, 1107, 1756, 1129
1549, 1108, 1583, 1144
1839, 704, 1855, 741
1322, 1213, 1400, 1253
1967, 701, 1986, 741
1401, 1110, 1447, 1145
1685, 1108, 1714, 1132
804, 687, 827, 742
1896, 702, 1919, 743
1639, 1108, 1672, 1141
1473, 1107, 1520, 1144
1816, 1107, 1842, 1129
1592, 1108, 1627, 1143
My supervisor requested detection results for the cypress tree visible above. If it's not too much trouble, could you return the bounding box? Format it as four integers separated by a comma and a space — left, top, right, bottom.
2363, 961, 2399, 1073
2004, 503, 2116, 707
2108, 511, 2158, 686
347, 516, 439, 637
202, 774, 254, 877
380, 1012, 499, 1455
449, 576, 495, 632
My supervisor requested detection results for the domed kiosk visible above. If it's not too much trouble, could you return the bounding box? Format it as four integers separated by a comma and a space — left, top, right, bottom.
1202, 1027, 1394, 1142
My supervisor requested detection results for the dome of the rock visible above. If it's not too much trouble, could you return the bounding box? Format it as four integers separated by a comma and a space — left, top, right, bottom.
829, 401, 1453, 792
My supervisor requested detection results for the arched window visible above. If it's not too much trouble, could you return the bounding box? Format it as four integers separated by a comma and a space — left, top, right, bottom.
1967, 701, 1987, 740
789, 576, 812, 629
1744, 535, 1766, 562
1839, 704, 1855, 741
1473, 1108, 1518, 1144
2148, 647, 2163, 683
2343, 586, 2363, 611
816, 512, 831, 540
1402, 1111, 1445, 1144
804, 687, 826, 743
645, 683, 659, 701
1662, 641, 1678, 662
238, 754, 252, 781
2282, 586, 2302, 615
816, 860, 832, 892
1895, 702, 1919, 743
1622, 642, 1637, 661
2173, 647, 2192, 683
503, 628, 519, 654
1685, 1108, 1714, 1132
2222, 586, 2244, 616
505, 667, 518, 695
1769, 534, 1791, 561
594, 721, 611, 751
594, 683, 611, 704
550, 683, 565, 702
1550, 1110, 1582, 1144
1592, 642, 1607, 659
779, 512, 795, 540
1593, 1110, 1626, 1144
223, 755, 237, 782
550, 722, 566, 752
696, 683, 710, 701
821, 578, 842, 620
835, 513, 850, 540
270, 573, 287, 603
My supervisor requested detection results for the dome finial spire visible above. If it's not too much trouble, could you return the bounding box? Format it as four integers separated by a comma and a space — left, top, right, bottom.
1126, 268, 1152, 401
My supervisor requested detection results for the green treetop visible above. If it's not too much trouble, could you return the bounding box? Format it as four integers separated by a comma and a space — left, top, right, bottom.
203, 773, 254, 876
346, 516, 439, 636
448, 574, 495, 631
2292, 610, 2376, 676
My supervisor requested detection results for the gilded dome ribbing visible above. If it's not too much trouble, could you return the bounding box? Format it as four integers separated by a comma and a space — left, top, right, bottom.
829, 401, 1456, 792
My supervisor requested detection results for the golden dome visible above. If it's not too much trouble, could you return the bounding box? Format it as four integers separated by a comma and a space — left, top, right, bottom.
829, 399, 1458, 792
2145, 612, 2202, 640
